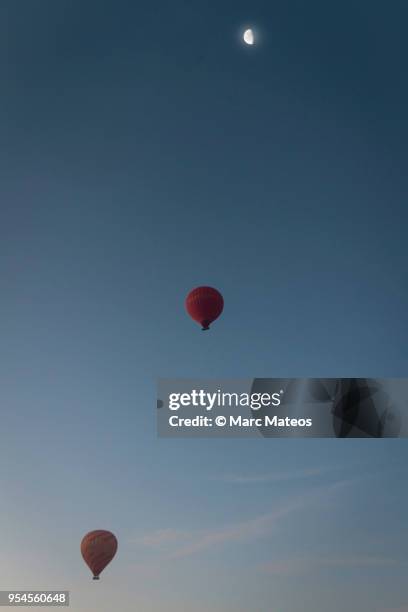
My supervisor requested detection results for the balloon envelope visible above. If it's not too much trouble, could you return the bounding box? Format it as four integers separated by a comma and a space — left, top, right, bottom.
81, 530, 118, 580
185, 286, 224, 330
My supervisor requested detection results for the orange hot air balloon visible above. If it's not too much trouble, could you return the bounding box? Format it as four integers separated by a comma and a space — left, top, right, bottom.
81, 530, 118, 580
185, 286, 224, 330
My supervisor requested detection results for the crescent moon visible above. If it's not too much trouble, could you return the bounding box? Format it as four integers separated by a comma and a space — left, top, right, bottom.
243, 29, 254, 45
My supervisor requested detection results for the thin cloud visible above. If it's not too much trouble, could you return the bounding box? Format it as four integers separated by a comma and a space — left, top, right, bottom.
218, 462, 406, 486
219, 466, 333, 484
135, 478, 355, 562
135, 502, 296, 561
164, 501, 297, 560
140, 529, 189, 548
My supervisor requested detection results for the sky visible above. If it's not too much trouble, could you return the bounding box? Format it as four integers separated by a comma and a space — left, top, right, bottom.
1, 0, 408, 610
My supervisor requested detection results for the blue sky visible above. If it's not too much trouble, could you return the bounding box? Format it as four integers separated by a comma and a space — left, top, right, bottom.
1, 1, 408, 610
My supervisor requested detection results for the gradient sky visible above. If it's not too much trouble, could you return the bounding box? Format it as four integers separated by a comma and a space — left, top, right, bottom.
1, 1, 408, 610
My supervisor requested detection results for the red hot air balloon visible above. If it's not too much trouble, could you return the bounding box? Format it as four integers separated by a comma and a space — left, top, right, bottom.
81, 530, 118, 580
185, 286, 224, 330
